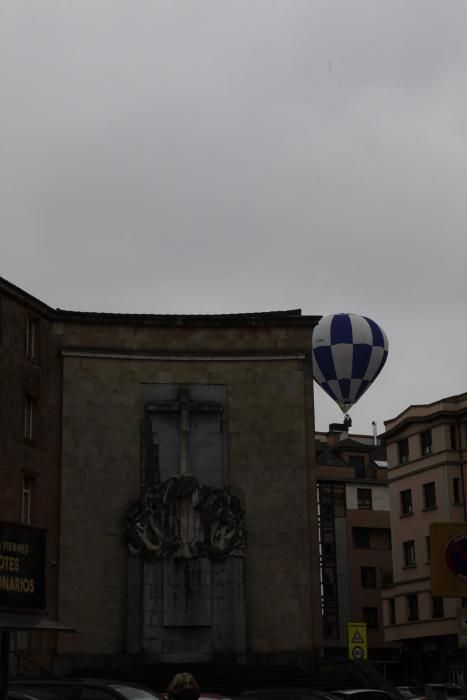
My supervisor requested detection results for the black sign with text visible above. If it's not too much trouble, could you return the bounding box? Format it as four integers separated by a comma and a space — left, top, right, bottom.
0, 523, 46, 611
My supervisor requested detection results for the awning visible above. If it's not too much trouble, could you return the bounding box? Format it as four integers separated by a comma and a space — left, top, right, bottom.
0, 613, 75, 632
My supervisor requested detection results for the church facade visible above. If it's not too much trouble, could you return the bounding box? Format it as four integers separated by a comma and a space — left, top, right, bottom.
0, 276, 323, 671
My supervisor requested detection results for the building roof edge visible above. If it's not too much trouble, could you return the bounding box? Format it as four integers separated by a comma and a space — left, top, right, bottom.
0, 276, 321, 328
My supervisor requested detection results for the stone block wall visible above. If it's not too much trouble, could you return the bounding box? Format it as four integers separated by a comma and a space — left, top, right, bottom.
133, 557, 245, 662
55, 319, 321, 663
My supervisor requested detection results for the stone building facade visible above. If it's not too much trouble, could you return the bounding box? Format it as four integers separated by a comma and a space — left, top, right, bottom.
0, 276, 323, 671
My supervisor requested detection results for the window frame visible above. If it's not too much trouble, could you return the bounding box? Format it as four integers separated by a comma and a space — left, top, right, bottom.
349, 455, 366, 479
403, 539, 416, 567
24, 396, 35, 442
432, 596, 444, 619
21, 476, 34, 525
420, 429, 433, 456
25, 314, 39, 363
357, 487, 373, 510
423, 481, 437, 510
363, 606, 379, 629
398, 438, 409, 464
388, 598, 396, 625
15, 630, 31, 652
361, 566, 377, 589
400, 488, 413, 515
453, 477, 462, 505
450, 424, 458, 450
407, 593, 419, 621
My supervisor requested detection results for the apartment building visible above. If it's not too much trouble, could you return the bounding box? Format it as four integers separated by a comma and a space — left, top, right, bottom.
316, 424, 398, 671
0, 278, 63, 669
382, 393, 467, 685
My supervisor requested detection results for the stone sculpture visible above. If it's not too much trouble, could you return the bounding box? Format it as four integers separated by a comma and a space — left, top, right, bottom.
125, 473, 246, 561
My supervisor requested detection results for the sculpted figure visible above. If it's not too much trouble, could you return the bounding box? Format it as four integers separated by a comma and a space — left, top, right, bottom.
125, 474, 246, 560
200, 488, 246, 559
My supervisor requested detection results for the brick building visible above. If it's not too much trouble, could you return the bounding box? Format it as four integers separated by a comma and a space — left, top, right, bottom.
0, 279, 63, 669
0, 275, 323, 672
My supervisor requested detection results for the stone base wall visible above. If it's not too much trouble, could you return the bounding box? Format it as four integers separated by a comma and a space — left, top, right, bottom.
127, 557, 245, 662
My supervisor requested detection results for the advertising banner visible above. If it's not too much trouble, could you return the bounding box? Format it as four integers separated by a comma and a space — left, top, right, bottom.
0, 522, 46, 611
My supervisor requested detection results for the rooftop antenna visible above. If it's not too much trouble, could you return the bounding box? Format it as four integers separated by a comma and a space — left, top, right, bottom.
372, 420, 378, 446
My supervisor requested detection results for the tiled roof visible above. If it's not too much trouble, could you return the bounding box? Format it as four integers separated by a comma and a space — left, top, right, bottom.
317, 448, 347, 467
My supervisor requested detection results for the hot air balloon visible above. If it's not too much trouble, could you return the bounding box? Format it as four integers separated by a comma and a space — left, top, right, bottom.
312, 313, 389, 415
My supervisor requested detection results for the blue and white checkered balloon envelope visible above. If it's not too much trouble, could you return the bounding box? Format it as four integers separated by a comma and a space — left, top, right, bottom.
312, 313, 389, 414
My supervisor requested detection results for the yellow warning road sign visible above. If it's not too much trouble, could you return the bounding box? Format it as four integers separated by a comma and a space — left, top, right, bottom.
348, 623, 367, 660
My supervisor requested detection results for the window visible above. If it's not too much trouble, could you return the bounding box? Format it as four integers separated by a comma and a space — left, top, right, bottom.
15, 630, 30, 652
388, 598, 396, 625
432, 596, 444, 619
26, 315, 39, 362
403, 540, 416, 567
323, 567, 336, 596
398, 439, 409, 464
407, 594, 419, 621
24, 396, 35, 441
361, 566, 377, 589
426, 535, 431, 562
21, 476, 34, 524
353, 527, 370, 548
453, 477, 462, 505
400, 489, 413, 515
450, 425, 458, 450
322, 530, 335, 558
319, 482, 346, 519
323, 606, 339, 639
349, 455, 366, 478
423, 481, 437, 509
420, 430, 432, 456
357, 488, 372, 510
363, 606, 379, 629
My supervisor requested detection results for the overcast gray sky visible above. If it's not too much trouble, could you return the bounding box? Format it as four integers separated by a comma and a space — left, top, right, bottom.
2, 1, 467, 434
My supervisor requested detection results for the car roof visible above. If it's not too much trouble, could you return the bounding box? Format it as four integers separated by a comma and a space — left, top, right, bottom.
9, 692, 46, 700
241, 691, 338, 700
242, 690, 335, 695
12, 681, 154, 689
333, 692, 392, 696
10, 681, 161, 696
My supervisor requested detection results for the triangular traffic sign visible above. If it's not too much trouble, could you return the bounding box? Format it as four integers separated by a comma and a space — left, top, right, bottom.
352, 631, 363, 643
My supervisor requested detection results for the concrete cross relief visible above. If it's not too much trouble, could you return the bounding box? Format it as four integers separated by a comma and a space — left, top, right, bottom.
127, 388, 245, 560
152, 388, 224, 475
126, 384, 247, 660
